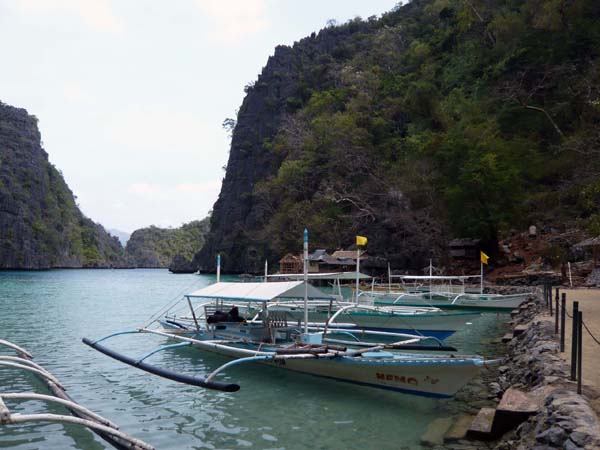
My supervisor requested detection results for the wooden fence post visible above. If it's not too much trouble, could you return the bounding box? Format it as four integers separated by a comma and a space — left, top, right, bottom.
560, 293, 566, 352
577, 310, 583, 395
555, 288, 559, 334
571, 301, 579, 381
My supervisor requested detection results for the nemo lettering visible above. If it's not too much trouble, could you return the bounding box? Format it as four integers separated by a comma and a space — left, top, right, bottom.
375, 373, 419, 386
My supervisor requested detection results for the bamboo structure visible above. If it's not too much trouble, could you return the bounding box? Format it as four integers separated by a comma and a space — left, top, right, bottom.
0, 339, 154, 450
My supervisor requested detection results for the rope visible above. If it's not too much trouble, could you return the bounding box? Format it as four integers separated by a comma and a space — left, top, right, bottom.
581, 320, 600, 346
142, 277, 207, 328
551, 297, 600, 346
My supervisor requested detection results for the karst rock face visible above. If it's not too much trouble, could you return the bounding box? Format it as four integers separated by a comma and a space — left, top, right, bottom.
196, 6, 443, 274
0, 101, 126, 269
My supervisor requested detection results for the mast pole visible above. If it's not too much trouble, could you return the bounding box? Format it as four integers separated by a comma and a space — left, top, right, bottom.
303, 229, 309, 334
355, 248, 360, 304
217, 254, 221, 283
264, 259, 268, 282
388, 262, 391, 292
429, 258, 432, 300
480, 260, 483, 294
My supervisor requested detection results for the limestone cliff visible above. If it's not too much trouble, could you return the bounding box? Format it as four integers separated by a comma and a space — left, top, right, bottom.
197, 0, 600, 273
0, 101, 127, 269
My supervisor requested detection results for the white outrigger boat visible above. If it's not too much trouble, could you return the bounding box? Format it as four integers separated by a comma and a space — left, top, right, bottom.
83, 231, 493, 398
167, 282, 479, 340
232, 272, 479, 339
359, 275, 531, 311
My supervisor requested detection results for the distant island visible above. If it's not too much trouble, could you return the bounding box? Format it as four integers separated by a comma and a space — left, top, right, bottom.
0, 101, 208, 270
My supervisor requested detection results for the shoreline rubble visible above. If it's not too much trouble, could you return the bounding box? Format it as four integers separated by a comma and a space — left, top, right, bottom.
420, 289, 600, 449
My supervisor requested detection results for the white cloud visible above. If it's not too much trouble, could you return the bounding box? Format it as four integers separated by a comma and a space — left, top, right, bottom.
15, 0, 123, 33
195, 0, 268, 43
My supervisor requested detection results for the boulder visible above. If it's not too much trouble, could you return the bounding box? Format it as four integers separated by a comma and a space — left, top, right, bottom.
168, 254, 198, 274
421, 417, 453, 446
467, 407, 496, 440
493, 388, 540, 436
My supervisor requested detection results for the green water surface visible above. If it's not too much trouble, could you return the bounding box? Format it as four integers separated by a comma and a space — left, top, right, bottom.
0, 269, 508, 450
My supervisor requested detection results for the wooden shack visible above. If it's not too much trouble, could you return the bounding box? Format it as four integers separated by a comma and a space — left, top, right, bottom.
279, 254, 303, 274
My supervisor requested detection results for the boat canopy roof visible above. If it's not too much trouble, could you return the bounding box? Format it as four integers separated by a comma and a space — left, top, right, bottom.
267, 271, 371, 281
186, 281, 334, 302
396, 275, 480, 281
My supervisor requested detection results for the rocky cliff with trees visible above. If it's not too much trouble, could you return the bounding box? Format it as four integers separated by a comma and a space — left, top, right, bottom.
0, 101, 127, 269
0, 101, 211, 270
125, 218, 210, 269
197, 0, 600, 273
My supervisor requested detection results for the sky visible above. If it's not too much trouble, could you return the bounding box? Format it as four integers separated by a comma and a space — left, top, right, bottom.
0, 0, 399, 233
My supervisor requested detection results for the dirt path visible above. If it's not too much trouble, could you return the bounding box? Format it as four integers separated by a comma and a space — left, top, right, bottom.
550, 288, 600, 390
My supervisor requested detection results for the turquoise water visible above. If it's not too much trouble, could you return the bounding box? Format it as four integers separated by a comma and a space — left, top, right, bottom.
0, 269, 509, 450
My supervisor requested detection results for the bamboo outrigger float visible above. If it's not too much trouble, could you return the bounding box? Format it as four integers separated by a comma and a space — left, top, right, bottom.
83, 230, 497, 398
0, 339, 154, 450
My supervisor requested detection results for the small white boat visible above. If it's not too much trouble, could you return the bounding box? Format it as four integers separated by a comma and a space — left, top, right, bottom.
360, 275, 532, 311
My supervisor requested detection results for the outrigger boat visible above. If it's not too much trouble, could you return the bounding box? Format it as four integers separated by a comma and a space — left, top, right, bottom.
358, 275, 531, 311
83, 281, 487, 398
166, 282, 479, 340
83, 231, 493, 398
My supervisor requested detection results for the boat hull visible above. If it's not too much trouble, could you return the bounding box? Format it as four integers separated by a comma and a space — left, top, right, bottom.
270, 307, 479, 339
361, 292, 530, 311
190, 339, 482, 398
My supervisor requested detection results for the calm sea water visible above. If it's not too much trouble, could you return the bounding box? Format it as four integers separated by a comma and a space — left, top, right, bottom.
0, 269, 509, 450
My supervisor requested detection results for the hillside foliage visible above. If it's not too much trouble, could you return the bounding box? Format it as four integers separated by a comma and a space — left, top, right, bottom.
0, 102, 125, 268
125, 218, 210, 268
248, 0, 600, 258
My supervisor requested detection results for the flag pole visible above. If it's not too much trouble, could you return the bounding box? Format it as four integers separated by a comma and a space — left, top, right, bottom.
303, 228, 309, 334
216, 254, 221, 283
480, 260, 483, 294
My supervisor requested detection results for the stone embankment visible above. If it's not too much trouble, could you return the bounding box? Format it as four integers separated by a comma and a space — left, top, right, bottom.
420, 291, 600, 449
486, 297, 600, 450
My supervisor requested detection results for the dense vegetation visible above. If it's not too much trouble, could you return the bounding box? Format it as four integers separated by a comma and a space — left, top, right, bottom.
125, 218, 210, 268
200, 0, 600, 272
0, 102, 125, 268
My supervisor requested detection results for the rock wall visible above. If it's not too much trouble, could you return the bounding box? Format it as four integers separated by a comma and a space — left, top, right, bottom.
488, 297, 600, 449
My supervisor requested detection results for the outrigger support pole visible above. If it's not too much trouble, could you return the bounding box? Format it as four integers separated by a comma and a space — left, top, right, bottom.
205, 355, 274, 383
82, 338, 240, 392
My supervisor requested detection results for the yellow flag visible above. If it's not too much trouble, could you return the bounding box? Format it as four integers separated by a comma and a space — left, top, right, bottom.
356, 235, 368, 246
480, 251, 490, 265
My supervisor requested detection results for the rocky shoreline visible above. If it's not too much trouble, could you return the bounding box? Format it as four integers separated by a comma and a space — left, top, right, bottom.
417, 289, 600, 449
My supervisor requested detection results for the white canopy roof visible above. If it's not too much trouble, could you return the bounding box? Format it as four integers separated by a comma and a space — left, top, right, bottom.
186, 281, 333, 302
397, 275, 480, 281
267, 271, 371, 281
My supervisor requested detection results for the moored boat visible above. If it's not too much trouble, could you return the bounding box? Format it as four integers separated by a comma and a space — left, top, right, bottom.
359, 275, 532, 311
83, 231, 494, 398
